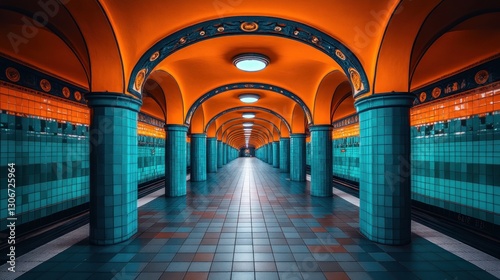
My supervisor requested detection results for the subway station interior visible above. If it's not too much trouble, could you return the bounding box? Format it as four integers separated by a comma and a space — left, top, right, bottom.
1, 0, 500, 279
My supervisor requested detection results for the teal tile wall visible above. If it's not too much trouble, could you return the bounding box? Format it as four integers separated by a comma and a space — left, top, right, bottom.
333, 136, 360, 182
411, 113, 500, 225
138, 135, 165, 184
0, 112, 89, 230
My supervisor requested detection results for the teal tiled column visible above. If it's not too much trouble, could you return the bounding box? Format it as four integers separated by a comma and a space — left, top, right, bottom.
190, 134, 207, 181
207, 137, 217, 173
310, 125, 333, 197
268, 143, 273, 165
272, 141, 280, 168
86, 92, 141, 245
223, 143, 228, 165
290, 134, 306, 181
280, 138, 290, 173
262, 144, 269, 163
355, 93, 414, 245
165, 124, 188, 197
217, 140, 223, 168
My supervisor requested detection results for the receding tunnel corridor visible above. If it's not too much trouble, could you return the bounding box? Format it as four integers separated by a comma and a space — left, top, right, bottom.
5, 158, 498, 280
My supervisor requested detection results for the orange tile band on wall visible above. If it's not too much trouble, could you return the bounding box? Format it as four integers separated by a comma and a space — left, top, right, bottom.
332, 123, 360, 139
411, 82, 500, 127
137, 122, 166, 138
0, 83, 90, 125
1, 83, 166, 139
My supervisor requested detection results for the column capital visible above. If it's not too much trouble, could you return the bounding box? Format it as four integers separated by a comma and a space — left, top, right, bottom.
309, 124, 333, 132
85, 92, 142, 112
190, 133, 207, 138
280, 137, 290, 140
354, 93, 415, 114
290, 133, 307, 138
165, 124, 189, 132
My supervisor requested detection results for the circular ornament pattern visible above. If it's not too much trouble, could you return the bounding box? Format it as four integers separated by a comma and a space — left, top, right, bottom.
5, 67, 20, 82
134, 69, 147, 91
474, 70, 489, 85
62, 87, 71, 98
240, 22, 259, 32
40, 79, 51, 92
419, 92, 427, 102
274, 26, 282, 32
335, 49, 346, 60
74, 91, 82, 101
217, 26, 225, 32
348, 68, 363, 91
149, 51, 160, 61
431, 87, 441, 98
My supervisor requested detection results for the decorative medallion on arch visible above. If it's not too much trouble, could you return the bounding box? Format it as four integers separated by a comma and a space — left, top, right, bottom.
185, 83, 312, 126
128, 16, 370, 98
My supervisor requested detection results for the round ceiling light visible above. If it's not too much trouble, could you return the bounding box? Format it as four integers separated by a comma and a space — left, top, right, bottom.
233, 53, 270, 72
239, 94, 260, 103
242, 122, 254, 127
242, 112, 256, 119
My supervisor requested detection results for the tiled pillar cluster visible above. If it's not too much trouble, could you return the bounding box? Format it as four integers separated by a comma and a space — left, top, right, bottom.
355, 93, 414, 245
190, 134, 207, 181
165, 124, 188, 197
224, 143, 228, 165
272, 141, 280, 168
86, 92, 141, 245
268, 143, 273, 165
217, 140, 223, 168
279, 137, 290, 173
310, 125, 333, 197
207, 137, 217, 173
290, 134, 306, 181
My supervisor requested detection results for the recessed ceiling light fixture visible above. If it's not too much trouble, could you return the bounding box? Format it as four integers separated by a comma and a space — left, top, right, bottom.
243, 122, 254, 127
239, 94, 260, 103
233, 53, 270, 72
244, 128, 252, 131
242, 112, 256, 119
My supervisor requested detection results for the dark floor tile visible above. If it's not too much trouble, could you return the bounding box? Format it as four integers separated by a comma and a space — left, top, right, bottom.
233, 261, 255, 271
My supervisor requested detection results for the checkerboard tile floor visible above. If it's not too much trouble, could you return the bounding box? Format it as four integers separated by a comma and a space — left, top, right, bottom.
14, 158, 498, 280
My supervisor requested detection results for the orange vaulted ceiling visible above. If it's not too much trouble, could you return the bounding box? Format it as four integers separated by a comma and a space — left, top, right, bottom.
156, 35, 333, 118
100, 0, 399, 90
